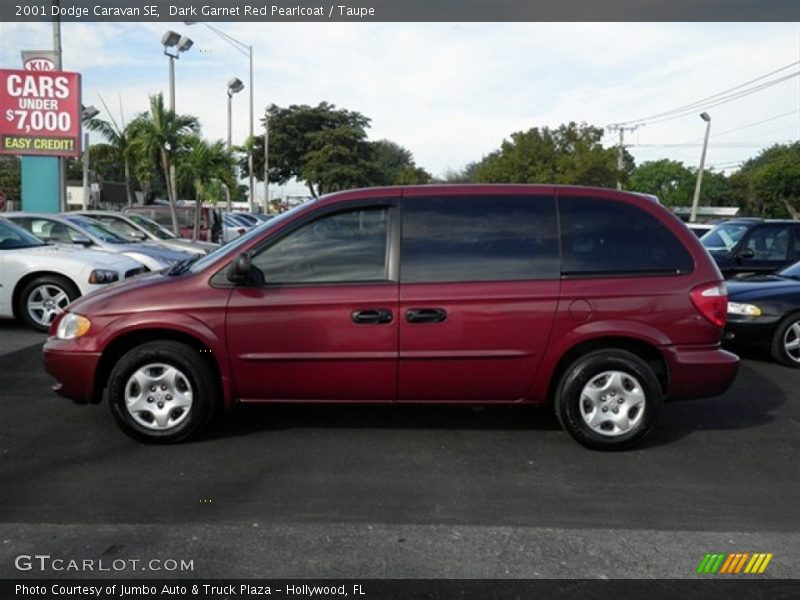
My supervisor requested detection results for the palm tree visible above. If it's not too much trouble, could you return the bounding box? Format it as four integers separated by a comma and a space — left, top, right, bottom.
177, 136, 235, 240
84, 114, 137, 206
128, 94, 199, 234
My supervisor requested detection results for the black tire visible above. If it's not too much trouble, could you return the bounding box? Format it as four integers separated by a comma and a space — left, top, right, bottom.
17, 275, 79, 332
770, 313, 800, 368
554, 349, 663, 450
108, 341, 219, 443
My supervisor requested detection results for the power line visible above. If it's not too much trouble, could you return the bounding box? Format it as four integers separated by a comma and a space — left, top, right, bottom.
682, 109, 800, 143
641, 72, 799, 126
611, 60, 800, 126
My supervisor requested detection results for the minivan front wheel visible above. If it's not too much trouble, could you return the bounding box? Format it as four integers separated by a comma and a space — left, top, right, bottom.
108, 341, 218, 443
555, 349, 663, 450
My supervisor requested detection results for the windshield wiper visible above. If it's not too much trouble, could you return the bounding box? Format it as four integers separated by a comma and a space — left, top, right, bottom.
167, 254, 200, 275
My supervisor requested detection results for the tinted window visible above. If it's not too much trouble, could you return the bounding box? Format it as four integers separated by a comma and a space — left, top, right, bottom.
401, 196, 558, 283
744, 225, 792, 261
251, 207, 389, 284
95, 216, 140, 240
560, 196, 693, 275
701, 223, 749, 252
0, 219, 44, 249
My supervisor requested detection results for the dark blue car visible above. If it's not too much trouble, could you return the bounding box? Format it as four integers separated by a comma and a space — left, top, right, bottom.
701, 218, 800, 278
725, 260, 800, 367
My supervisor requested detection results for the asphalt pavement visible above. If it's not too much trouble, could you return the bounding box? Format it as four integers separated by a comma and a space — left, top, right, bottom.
0, 324, 798, 579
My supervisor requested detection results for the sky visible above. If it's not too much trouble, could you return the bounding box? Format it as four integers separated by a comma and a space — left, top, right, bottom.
1, 21, 798, 200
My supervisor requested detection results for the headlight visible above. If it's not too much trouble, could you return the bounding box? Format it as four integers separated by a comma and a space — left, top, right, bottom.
56, 313, 91, 340
88, 269, 119, 284
728, 302, 762, 317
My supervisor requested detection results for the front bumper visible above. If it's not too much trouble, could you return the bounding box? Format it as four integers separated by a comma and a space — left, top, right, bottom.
43, 339, 101, 403
662, 343, 739, 400
723, 316, 779, 352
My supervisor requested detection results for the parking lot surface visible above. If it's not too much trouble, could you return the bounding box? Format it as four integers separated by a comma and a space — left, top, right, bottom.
0, 324, 798, 578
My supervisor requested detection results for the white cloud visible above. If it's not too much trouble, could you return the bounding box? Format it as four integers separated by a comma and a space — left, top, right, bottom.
2, 20, 798, 186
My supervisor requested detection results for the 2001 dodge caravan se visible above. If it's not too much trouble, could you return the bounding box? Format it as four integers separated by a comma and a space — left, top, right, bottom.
44, 185, 739, 449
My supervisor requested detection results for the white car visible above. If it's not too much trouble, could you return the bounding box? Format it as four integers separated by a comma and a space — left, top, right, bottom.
5, 212, 193, 272
0, 217, 146, 331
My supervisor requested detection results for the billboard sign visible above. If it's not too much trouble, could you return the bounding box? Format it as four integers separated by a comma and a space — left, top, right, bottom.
0, 68, 82, 157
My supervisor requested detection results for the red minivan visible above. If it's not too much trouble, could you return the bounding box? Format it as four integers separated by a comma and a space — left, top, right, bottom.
44, 185, 738, 449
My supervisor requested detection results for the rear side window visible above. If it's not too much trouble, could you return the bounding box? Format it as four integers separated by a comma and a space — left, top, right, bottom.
401, 195, 559, 282
559, 196, 693, 276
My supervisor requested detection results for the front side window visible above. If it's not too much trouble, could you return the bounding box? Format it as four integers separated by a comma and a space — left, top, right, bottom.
560, 196, 693, 275
401, 195, 559, 283
251, 207, 390, 284
701, 223, 750, 253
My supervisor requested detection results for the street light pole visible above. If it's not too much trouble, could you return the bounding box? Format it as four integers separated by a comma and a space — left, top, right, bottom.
162, 31, 193, 112
168, 54, 175, 111
264, 109, 270, 215
226, 78, 244, 213
186, 21, 257, 213
248, 45, 255, 213
52, 0, 66, 212
690, 112, 712, 223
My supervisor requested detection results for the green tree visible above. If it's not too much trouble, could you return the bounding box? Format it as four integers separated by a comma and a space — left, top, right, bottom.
471, 122, 629, 187
370, 139, 432, 185
629, 159, 694, 206
85, 115, 137, 206
177, 136, 236, 239
127, 94, 200, 233
247, 102, 373, 197
731, 143, 800, 219
0, 155, 21, 207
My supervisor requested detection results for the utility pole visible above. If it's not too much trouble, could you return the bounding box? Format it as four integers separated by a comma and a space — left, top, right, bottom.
607, 124, 639, 190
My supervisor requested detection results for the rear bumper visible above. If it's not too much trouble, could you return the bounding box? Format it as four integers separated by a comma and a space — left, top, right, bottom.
663, 343, 739, 400
43, 341, 101, 403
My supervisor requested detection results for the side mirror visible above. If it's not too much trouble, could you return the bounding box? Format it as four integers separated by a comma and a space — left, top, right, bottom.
134, 231, 148, 241
72, 235, 92, 247
735, 248, 755, 262
226, 252, 252, 284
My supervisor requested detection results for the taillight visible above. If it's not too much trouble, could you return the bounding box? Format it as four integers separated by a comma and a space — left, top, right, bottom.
690, 282, 727, 328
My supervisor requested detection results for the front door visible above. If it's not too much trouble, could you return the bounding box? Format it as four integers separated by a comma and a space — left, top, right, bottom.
226, 203, 399, 402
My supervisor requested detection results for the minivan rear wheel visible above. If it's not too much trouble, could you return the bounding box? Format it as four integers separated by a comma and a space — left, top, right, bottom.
555, 349, 663, 450
108, 341, 218, 443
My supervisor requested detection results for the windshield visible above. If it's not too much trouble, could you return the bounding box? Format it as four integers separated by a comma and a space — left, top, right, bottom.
128, 213, 177, 240
66, 216, 130, 244
778, 261, 800, 279
0, 219, 45, 249
701, 223, 750, 253
189, 203, 311, 274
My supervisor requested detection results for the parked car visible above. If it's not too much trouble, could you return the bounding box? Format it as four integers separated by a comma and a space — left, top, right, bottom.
73, 210, 217, 256
44, 185, 738, 449
5, 212, 194, 272
724, 260, 800, 367
124, 205, 222, 243
221, 213, 250, 242
0, 217, 145, 331
700, 218, 800, 278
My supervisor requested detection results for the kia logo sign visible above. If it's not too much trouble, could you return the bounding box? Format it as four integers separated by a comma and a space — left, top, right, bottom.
23, 57, 56, 72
